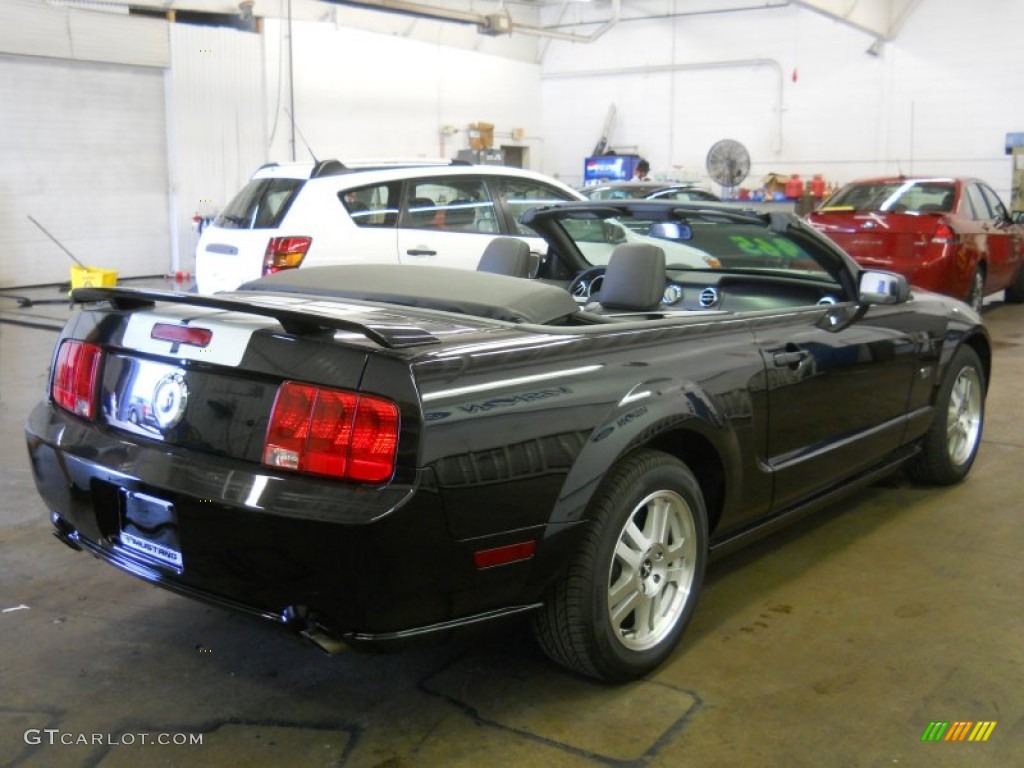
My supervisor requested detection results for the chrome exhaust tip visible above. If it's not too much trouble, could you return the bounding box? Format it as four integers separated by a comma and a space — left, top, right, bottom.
300, 626, 349, 655
281, 605, 348, 654
51, 513, 83, 551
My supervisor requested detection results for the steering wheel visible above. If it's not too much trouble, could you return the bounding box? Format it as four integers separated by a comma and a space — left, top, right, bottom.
568, 266, 607, 301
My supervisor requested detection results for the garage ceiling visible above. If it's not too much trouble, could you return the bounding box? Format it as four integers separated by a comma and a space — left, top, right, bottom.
51, 0, 922, 43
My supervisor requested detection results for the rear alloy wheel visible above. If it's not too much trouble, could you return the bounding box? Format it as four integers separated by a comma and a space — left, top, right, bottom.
966, 267, 985, 312
907, 346, 985, 485
532, 450, 707, 682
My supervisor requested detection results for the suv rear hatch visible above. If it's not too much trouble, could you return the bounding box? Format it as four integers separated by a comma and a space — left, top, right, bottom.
196, 176, 307, 293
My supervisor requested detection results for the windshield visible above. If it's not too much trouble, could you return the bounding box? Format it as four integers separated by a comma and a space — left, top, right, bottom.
558, 212, 830, 276
824, 180, 955, 214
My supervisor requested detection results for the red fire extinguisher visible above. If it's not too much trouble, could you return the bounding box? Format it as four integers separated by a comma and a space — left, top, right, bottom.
785, 174, 803, 199
810, 174, 826, 198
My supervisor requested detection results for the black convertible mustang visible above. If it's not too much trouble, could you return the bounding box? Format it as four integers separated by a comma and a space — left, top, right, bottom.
25, 201, 989, 682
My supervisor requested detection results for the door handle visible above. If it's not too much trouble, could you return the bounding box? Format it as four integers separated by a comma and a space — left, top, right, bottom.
406, 248, 437, 257
772, 350, 809, 367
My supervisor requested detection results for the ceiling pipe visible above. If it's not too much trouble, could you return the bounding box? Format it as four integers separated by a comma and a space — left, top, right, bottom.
543, 58, 786, 154
325, 0, 622, 43
323, 0, 485, 26
541, 0, 791, 30
512, 0, 621, 44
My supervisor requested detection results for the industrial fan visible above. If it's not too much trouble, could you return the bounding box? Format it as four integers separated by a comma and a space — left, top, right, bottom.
706, 139, 751, 196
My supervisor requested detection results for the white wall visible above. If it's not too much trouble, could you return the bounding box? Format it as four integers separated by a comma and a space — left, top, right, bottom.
167, 24, 266, 272
0, 1, 172, 288
3, 0, 1023, 286
261, 19, 544, 167
539, 0, 1024, 200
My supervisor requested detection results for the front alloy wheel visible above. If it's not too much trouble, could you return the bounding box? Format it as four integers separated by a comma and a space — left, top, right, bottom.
908, 345, 985, 485
532, 450, 707, 682
944, 363, 983, 468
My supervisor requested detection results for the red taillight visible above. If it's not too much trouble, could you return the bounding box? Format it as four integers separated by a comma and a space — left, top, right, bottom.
52, 340, 102, 419
262, 236, 312, 275
931, 223, 956, 244
263, 381, 400, 483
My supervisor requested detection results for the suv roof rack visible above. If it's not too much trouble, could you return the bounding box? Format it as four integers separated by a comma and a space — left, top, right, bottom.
311, 159, 347, 178
255, 158, 474, 179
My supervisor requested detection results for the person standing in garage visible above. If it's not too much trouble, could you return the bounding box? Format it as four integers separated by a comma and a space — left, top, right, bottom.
633, 159, 651, 181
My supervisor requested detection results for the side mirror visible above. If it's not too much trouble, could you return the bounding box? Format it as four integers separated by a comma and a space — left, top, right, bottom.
859, 270, 910, 305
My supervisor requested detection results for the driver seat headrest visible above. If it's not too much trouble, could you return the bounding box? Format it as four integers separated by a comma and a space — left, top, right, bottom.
595, 243, 667, 311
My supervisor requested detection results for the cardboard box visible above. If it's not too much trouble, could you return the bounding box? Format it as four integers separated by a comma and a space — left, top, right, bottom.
762, 172, 790, 197
468, 121, 494, 151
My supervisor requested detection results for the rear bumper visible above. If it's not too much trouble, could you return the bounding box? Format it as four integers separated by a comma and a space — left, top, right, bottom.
50, 515, 541, 651
26, 402, 544, 645
824, 234, 970, 300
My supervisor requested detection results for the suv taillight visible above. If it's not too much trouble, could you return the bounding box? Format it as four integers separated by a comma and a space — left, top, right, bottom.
263, 381, 400, 483
52, 340, 102, 419
263, 236, 312, 275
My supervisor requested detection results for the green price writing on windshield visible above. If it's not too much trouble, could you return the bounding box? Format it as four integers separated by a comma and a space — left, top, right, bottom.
730, 235, 802, 259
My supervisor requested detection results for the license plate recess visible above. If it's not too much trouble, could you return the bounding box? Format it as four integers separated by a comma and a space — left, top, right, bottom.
119, 491, 183, 571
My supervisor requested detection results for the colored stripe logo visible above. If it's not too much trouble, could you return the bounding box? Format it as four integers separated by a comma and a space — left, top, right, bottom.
921, 721, 997, 742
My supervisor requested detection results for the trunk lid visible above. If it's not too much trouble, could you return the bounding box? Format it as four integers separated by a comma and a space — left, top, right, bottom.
98, 303, 372, 463
807, 209, 946, 270
67, 288, 457, 466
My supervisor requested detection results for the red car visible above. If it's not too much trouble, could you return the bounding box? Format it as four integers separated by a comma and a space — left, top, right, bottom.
807, 176, 1024, 310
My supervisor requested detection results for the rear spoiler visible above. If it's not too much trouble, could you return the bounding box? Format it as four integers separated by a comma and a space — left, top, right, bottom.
71, 287, 440, 349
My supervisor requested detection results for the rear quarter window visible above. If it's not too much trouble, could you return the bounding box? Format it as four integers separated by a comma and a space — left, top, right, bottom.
215, 178, 304, 229
339, 182, 401, 228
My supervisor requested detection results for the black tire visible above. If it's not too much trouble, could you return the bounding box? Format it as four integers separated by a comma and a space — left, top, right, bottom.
966, 266, 985, 312
1004, 265, 1024, 304
532, 450, 708, 682
907, 346, 985, 485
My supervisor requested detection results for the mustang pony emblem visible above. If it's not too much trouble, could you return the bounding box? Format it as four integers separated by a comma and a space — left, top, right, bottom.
151, 371, 188, 430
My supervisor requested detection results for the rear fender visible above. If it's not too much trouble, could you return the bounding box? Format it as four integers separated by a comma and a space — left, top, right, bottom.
547, 378, 743, 527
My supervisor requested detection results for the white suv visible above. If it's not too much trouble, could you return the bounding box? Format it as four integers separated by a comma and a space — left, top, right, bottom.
195, 160, 585, 294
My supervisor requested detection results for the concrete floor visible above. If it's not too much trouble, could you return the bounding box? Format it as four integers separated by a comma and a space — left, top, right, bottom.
1, 280, 1021, 767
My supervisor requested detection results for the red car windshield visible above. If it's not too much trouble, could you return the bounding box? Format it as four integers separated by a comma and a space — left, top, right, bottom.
826, 180, 955, 214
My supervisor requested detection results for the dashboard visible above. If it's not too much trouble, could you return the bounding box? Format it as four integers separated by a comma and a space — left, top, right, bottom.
571, 268, 844, 313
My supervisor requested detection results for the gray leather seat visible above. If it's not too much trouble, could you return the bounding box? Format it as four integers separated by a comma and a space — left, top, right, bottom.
407, 197, 436, 226
477, 237, 534, 278
590, 243, 666, 312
